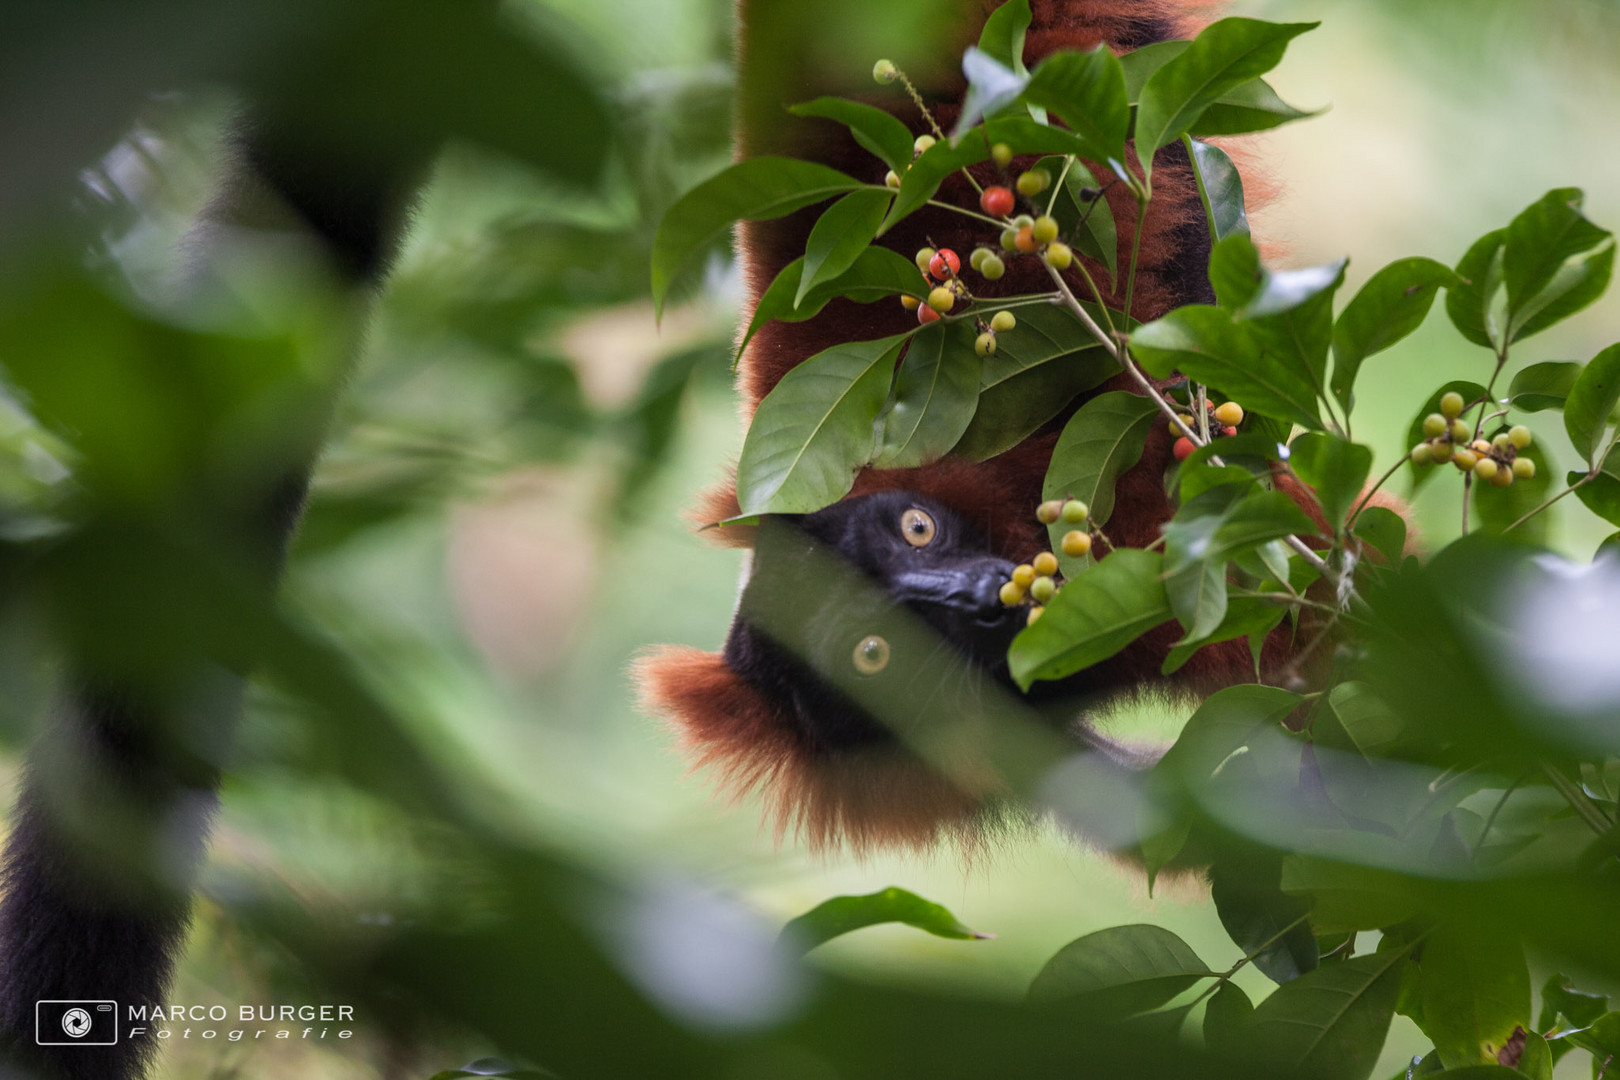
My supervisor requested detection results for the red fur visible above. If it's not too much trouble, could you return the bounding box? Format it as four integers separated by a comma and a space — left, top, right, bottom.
641, 0, 1373, 853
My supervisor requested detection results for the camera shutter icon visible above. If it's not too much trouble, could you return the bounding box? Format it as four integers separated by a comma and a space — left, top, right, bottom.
61, 1008, 92, 1038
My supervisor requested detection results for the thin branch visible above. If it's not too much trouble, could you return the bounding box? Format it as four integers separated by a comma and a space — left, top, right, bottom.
926, 199, 1007, 229
1503, 474, 1592, 533
1543, 763, 1614, 836
1347, 455, 1409, 531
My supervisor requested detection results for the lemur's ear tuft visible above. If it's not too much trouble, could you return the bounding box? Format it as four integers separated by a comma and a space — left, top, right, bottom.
634, 645, 1011, 854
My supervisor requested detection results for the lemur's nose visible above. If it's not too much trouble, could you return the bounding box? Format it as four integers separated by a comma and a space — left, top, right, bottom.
891, 558, 1019, 619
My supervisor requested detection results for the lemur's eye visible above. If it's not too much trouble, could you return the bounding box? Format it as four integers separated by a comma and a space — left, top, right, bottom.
900, 508, 936, 547
852, 635, 891, 675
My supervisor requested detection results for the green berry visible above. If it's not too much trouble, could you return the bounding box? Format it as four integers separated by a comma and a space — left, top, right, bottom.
927, 286, 955, 313
1061, 499, 1089, 524
1030, 576, 1056, 604
1490, 467, 1514, 488
913, 134, 936, 156
991, 142, 1013, 168
979, 254, 1006, 280
969, 247, 993, 272
914, 247, 936, 275
1012, 214, 1034, 230
1450, 419, 1472, 443
1492, 433, 1511, 452
1423, 413, 1447, 438
1043, 242, 1073, 270
999, 228, 1019, 252
1015, 169, 1051, 197
1509, 425, 1533, 449
1512, 456, 1537, 479
1453, 447, 1479, 470
1032, 215, 1059, 244
990, 310, 1017, 333
884, 170, 901, 190
1410, 443, 1434, 465
1431, 440, 1455, 463
1473, 457, 1499, 482
873, 59, 898, 84
975, 331, 997, 357
1440, 391, 1465, 419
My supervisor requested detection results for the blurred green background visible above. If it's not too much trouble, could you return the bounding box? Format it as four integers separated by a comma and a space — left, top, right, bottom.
8, 0, 1620, 1076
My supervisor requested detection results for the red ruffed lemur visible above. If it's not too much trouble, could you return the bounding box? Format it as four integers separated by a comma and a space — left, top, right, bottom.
639, 0, 1350, 853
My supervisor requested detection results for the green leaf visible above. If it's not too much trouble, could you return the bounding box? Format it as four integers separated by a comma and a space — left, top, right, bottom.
1289, 433, 1373, 531
1155, 684, 1302, 789
1503, 188, 1612, 315
790, 97, 916, 174
1162, 488, 1320, 574
1027, 924, 1212, 1016
1247, 945, 1412, 1080
1507, 360, 1581, 413
1204, 982, 1254, 1057
1514, 1031, 1553, 1080
952, 302, 1120, 461
1245, 258, 1348, 418
1210, 852, 1316, 985
1326, 681, 1406, 758
1023, 47, 1130, 169
1134, 18, 1317, 174
1038, 156, 1118, 282
779, 887, 990, 955
1209, 233, 1263, 309
977, 0, 1033, 72
1405, 381, 1486, 494
1132, 306, 1323, 429
1354, 505, 1407, 565
1472, 439, 1552, 542
1187, 137, 1250, 245
651, 156, 865, 315
1166, 556, 1228, 644
1159, 597, 1284, 675
1041, 391, 1159, 572
796, 189, 893, 305
1559, 1011, 1620, 1060
1417, 923, 1530, 1068
1330, 257, 1460, 416
1537, 974, 1609, 1034
1008, 549, 1172, 689
1279, 858, 1420, 934
1193, 76, 1320, 137
1569, 444, 1620, 526
1509, 239, 1614, 343
734, 334, 909, 514
874, 322, 982, 468
1563, 342, 1620, 466
1446, 229, 1507, 350
737, 247, 928, 359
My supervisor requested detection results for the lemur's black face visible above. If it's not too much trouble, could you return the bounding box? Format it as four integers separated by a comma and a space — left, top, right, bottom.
723, 492, 1026, 753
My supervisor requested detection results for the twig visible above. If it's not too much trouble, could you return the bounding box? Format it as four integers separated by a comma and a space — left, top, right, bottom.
1543, 764, 1615, 835
1503, 473, 1592, 533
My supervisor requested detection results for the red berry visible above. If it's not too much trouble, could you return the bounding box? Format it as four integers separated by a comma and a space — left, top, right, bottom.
980, 186, 1015, 217
917, 304, 941, 325
1173, 437, 1196, 462
928, 249, 961, 280
1222, 425, 1237, 437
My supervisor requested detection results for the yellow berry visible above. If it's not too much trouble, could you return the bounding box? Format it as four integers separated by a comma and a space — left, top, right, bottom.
1011, 564, 1036, 588
1471, 439, 1492, 455
900, 294, 920, 311
1030, 575, 1056, 604
999, 581, 1026, 607
1509, 425, 1533, 449
991, 142, 1013, 168
1512, 457, 1537, 479
1061, 499, 1089, 524
1061, 530, 1092, 558
913, 134, 936, 155
1493, 433, 1511, 453
975, 331, 997, 357
1453, 447, 1479, 470
1440, 391, 1465, 419
1213, 401, 1245, 427
990, 310, 1017, 333
1410, 443, 1434, 465
873, 59, 899, 84
1473, 458, 1499, 482
884, 170, 902, 189
1032, 551, 1060, 577
979, 255, 1006, 280
1016, 169, 1051, 196
1490, 467, 1514, 488
1450, 419, 1472, 443
1431, 440, 1455, 463
915, 247, 936, 275
1043, 242, 1073, 270
1032, 215, 1059, 244
1423, 413, 1447, 438
1036, 501, 1063, 525
1027, 605, 1044, 626
928, 286, 955, 313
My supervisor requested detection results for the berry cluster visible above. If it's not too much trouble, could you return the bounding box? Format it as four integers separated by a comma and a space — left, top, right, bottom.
1170, 399, 1246, 461
1409, 391, 1536, 487
999, 499, 1093, 625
